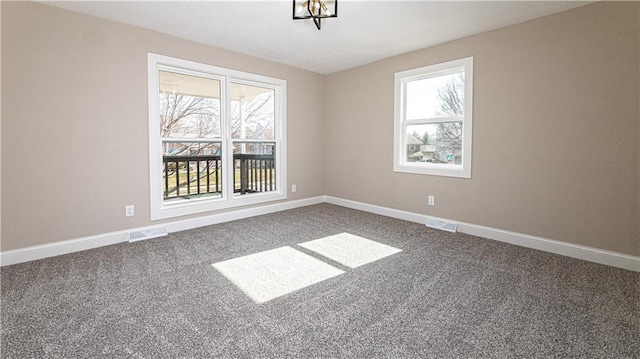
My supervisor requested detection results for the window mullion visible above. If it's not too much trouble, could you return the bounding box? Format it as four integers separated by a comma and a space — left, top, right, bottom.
405, 116, 463, 125
231, 139, 276, 144
222, 75, 234, 200
161, 137, 224, 143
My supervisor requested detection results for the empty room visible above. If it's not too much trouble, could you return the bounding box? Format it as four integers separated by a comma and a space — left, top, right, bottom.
1, 1, 638, 357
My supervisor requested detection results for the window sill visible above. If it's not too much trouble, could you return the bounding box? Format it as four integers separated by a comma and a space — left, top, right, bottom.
151, 191, 287, 220
394, 162, 471, 178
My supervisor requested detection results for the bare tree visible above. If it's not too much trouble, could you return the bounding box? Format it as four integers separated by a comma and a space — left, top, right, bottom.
230, 92, 274, 140
434, 73, 464, 163
437, 73, 464, 117
160, 90, 274, 155
160, 92, 220, 156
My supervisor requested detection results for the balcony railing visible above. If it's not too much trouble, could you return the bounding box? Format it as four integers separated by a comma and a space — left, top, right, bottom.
162, 154, 275, 201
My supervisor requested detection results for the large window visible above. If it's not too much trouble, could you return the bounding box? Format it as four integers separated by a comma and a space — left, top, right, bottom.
394, 57, 473, 178
148, 54, 286, 220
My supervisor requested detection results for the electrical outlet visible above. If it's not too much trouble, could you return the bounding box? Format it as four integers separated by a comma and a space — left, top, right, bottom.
428, 196, 435, 206
291, 184, 297, 193
125, 205, 135, 217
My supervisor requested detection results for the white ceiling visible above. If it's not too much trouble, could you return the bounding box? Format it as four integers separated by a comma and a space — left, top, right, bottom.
45, 1, 591, 75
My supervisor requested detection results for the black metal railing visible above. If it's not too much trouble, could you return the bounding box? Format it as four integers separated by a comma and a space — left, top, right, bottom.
162, 154, 275, 200
234, 154, 276, 194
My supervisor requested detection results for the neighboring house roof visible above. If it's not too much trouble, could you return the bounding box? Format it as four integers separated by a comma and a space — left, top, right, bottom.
406, 134, 423, 145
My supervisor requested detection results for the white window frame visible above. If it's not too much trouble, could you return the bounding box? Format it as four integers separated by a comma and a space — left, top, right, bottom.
148, 53, 287, 220
393, 57, 473, 178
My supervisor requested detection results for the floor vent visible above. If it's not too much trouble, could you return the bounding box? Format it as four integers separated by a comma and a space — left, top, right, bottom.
426, 217, 458, 233
128, 227, 168, 242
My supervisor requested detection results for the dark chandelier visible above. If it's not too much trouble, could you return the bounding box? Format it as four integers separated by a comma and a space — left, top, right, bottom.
292, 0, 338, 30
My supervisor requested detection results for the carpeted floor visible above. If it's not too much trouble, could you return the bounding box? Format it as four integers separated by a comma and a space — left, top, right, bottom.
1, 204, 638, 358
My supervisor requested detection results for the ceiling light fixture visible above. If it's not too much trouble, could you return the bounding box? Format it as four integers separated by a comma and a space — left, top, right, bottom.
292, 0, 337, 30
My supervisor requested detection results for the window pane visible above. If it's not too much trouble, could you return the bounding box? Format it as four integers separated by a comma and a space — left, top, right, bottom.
232, 142, 276, 194
406, 72, 464, 120
406, 123, 462, 165
231, 83, 275, 140
162, 141, 222, 202
159, 71, 221, 139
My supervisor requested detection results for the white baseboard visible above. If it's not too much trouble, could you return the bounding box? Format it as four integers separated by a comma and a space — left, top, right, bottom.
324, 196, 428, 224
0, 196, 324, 267
3, 195, 638, 272
324, 196, 639, 272
0, 231, 129, 267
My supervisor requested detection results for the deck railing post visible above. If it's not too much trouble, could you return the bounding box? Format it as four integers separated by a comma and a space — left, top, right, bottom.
240, 156, 249, 194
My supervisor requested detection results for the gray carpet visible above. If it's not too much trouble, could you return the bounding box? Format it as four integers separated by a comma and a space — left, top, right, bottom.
1, 204, 638, 358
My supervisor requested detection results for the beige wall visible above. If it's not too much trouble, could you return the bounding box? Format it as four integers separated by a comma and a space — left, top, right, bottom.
1, 2, 325, 251
325, 2, 640, 256
2, 2, 639, 257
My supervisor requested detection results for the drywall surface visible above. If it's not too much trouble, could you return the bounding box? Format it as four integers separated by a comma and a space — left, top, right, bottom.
325, 2, 640, 256
1, 2, 325, 251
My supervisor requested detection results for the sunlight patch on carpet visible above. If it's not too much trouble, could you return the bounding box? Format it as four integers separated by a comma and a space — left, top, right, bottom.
298, 233, 402, 268
212, 246, 344, 303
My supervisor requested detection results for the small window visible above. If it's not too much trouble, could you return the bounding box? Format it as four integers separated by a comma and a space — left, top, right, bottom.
148, 54, 287, 220
394, 57, 473, 178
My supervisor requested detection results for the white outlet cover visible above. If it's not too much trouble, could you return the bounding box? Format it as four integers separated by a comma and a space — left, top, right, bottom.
125, 205, 135, 217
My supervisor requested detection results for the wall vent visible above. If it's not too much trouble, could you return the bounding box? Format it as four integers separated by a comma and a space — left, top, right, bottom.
128, 227, 168, 242
426, 217, 458, 233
